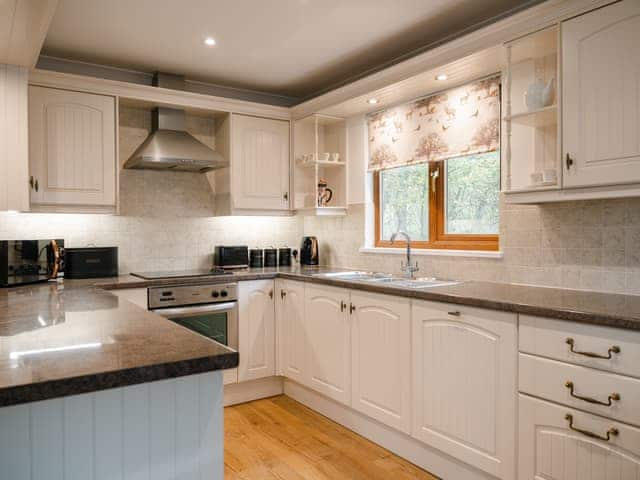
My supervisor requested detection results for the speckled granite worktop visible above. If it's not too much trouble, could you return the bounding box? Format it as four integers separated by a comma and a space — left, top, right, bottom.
0, 280, 238, 407
3, 265, 640, 407
100, 265, 640, 331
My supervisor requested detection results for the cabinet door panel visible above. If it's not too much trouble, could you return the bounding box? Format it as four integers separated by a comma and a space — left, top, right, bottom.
351, 292, 411, 433
278, 280, 306, 383
29, 86, 116, 206
562, 0, 640, 187
519, 394, 640, 480
232, 115, 289, 210
412, 301, 516, 479
304, 284, 350, 405
238, 280, 275, 382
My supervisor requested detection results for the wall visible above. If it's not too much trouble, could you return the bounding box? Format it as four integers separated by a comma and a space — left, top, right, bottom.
303, 197, 640, 295
0, 107, 302, 274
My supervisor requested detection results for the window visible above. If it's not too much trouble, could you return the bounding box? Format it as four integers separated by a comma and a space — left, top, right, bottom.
374, 151, 499, 250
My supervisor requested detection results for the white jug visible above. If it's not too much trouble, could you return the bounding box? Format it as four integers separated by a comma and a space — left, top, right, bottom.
524, 77, 554, 111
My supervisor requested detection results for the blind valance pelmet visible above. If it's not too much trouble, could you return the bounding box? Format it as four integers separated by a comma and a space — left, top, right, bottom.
367, 76, 500, 171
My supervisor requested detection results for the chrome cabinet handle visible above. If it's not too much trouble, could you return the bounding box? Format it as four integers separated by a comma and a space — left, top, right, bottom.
564, 414, 618, 441
565, 381, 620, 406
566, 338, 620, 359
447, 311, 461, 316
566, 153, 574, 170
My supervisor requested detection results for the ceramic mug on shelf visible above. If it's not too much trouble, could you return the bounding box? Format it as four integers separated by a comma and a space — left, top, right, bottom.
530, 172, 543, 186
331, 153, 340, 162
543, 168, 557, 184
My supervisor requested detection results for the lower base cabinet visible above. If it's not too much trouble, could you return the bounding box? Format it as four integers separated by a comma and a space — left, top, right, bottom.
351, 291, 411, 433
411, 300, 517, 479
238, 280, 276, 382
276, 279, 306, 383
304, 284, 351, 405
519, 394, 640, 479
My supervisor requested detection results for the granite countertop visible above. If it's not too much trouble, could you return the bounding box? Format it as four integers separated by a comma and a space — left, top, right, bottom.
3, 266, 640, 407
98, 266, 640, 332
0, 280, 238, 407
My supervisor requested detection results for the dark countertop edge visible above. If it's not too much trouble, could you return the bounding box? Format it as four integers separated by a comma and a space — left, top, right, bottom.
0, 351, 239, 408
97, 270, 640, 332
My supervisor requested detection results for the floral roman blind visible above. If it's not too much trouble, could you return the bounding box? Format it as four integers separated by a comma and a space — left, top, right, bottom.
367, 75, 500, 171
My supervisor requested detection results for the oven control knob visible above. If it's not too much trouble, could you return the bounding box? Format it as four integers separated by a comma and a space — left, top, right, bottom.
220, 290, 228, 298
212, 291, 220, 298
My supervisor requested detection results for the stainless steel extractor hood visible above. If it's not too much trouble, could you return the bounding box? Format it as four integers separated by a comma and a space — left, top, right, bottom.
124, 73, 227, 173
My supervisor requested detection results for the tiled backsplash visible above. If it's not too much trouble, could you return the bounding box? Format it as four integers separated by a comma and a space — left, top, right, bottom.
303, 198, 640, 295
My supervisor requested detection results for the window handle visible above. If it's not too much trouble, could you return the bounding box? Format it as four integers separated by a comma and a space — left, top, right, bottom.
430, 168, 439, 193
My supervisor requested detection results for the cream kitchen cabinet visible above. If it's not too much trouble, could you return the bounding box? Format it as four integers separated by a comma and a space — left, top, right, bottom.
231, 114, 290, 211
276, 279, 306, 383
562, 0, 640, 189
238, 280, 276, 382
28, 86, 117, 209
350, 291, 411, 433
304, 284, 351, 405
519, 394, 640, 480
411, 300, 517, 479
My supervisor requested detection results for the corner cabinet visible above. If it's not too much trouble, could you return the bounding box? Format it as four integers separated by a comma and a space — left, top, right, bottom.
28, 86, 117, 210
304, 284, 351, 405
562, 0, 640, 189
238, 280, 276, 382
231, 114, 290, 211
411, 300, 517, 479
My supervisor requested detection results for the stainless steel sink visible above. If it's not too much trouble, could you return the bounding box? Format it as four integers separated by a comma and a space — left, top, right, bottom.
384, 277, 460, 289
313, 271, 394, 281
313, 271, 458, 288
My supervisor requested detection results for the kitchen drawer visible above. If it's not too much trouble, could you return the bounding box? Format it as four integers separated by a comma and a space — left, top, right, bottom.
519, 394, 640, 479
520, 353, 640, 427
520, 315, 640, 378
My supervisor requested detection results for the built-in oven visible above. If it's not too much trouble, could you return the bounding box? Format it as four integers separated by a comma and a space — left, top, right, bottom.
148, 283, 238, 350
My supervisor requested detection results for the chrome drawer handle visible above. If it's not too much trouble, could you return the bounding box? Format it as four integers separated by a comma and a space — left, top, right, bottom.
564, 414, 618, 441
566, 338, 620, 359
565, 381, 620, 406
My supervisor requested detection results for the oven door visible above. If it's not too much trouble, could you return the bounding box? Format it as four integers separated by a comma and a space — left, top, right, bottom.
152, 302, 238, 350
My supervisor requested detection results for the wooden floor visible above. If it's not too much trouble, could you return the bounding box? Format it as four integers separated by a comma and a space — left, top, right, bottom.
224, 395, 439, 480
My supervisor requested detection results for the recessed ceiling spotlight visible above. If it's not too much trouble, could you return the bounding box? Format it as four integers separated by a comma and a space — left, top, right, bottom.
367, 98, 379, 105
204, 37, 216, 46
435, 74, 448, 81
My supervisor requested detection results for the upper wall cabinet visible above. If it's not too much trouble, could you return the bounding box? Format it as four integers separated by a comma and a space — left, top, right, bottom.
29, 86, 117, 210
230, 114, 290, 212
562, 0, 640, 189
504, 0, 640, 204
0, 64, 29, 212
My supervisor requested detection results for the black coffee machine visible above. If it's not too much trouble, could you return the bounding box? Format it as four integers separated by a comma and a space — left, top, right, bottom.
300, 236, 319, 265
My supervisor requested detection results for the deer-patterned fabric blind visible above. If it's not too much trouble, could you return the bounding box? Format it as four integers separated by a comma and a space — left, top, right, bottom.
367, 76, 500, 171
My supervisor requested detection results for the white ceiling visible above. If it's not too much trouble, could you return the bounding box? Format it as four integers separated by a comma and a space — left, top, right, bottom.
42, 0, 537, 101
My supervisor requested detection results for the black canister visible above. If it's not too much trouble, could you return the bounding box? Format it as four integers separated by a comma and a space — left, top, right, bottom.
249, 248, 263, 268
278, 247, 292, 267
264, 248, 278, 267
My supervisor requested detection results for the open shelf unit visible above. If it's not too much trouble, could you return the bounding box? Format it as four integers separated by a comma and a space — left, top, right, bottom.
504, 25, 561, 194
293, 114, 348, 216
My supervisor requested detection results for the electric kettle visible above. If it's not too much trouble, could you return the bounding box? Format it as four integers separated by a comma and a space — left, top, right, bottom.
300, 236, 319, 265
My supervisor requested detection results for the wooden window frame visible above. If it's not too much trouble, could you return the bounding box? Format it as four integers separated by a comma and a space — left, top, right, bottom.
374, 161, 499, 251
